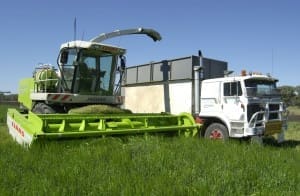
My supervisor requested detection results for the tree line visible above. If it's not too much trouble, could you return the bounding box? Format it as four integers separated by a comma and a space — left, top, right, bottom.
278, 85, 300, 107
0, 93, 17, 104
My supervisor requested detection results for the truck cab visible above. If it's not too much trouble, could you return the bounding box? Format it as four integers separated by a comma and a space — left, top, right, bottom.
122, 53, 288, 142
200, 72, 287, 141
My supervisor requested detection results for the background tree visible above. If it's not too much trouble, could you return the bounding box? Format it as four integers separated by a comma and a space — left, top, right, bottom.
278, 86, 296, 106
294, 85, 300, 107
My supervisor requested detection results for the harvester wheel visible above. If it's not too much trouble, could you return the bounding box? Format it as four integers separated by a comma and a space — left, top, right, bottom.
204, 123, 229, 140
32, 103, 56, 114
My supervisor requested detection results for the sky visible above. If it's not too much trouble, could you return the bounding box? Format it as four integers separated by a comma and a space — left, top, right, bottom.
0, 0, 299, 93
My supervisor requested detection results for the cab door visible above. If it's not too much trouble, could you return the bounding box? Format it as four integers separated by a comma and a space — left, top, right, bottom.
221, 81, 244, 121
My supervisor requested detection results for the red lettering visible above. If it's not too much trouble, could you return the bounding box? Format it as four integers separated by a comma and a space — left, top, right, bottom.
12, 122, 24, 137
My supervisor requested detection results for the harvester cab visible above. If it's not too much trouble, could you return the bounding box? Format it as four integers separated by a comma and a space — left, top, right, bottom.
57, 41, 125, 95
55, 27, 162, 97
19, 28, 162, 113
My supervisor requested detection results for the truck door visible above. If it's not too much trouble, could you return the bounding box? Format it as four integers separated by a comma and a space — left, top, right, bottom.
221, 81, 244, 121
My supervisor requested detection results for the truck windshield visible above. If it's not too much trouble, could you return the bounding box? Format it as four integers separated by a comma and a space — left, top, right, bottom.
245, 79, 280, 97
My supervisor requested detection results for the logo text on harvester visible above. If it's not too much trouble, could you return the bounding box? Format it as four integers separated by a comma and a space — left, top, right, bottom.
12, 121, 24, 137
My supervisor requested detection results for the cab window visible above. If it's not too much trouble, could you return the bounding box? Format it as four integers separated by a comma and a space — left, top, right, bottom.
224, 81, 242, 96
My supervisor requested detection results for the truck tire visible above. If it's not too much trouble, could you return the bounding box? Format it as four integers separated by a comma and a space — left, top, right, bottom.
204, 123, 229, 140
32, 103, 56, 114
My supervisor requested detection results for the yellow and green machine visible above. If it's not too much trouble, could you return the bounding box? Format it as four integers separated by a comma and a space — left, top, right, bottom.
7, 28, 199, 146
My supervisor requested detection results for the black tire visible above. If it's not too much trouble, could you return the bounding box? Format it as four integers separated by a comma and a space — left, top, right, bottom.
32, 103, 56, 114
204, 123, 229, 140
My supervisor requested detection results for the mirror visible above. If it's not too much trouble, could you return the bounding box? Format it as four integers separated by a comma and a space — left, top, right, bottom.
120, 55, 126, 70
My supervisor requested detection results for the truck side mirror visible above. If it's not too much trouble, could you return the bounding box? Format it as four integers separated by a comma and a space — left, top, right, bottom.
60, 51, 69, 64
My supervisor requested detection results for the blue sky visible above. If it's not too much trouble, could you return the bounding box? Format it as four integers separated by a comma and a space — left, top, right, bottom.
0, 0, 299, 93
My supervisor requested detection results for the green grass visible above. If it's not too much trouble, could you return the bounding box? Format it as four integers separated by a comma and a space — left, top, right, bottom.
286, 122, 300, 141
0, 104, 299, 195
0, 104, 17, 123
288, 106, 300, 116
1, 125, 299, 195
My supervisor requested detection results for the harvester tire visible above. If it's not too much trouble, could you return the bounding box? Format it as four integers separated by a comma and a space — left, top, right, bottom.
204, 123, 229, 140
32, 103, 56, 114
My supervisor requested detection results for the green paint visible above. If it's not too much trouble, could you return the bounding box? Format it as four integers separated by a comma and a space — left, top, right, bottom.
7, 108, 200, 145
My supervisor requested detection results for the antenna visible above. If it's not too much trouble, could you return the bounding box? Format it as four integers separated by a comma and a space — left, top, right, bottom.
81, 31, 85, 41
271, 48, 274, 76
74, 17, 77, 41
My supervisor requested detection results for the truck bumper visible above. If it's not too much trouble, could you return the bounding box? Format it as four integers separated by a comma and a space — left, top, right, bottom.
245, 120, 286, 143
245, 126, 265, 136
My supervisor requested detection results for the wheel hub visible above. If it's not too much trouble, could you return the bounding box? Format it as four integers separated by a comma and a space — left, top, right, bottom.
210, 129, 223, 139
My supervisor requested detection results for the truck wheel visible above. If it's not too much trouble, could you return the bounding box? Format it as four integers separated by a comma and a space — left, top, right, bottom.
32, 103, 56, 114
204, 123, 229, 140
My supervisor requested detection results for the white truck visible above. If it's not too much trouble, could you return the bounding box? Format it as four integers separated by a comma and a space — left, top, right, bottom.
121, 51, 288, 142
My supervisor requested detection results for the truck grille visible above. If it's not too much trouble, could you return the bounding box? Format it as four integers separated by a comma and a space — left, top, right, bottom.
247, 103, 280, 122
269, 104, 280, 120
247, 104, 264, 122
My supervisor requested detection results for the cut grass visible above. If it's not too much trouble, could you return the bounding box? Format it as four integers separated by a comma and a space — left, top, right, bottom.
68, 104, 132, 114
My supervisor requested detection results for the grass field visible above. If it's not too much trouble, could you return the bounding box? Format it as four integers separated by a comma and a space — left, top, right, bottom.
0, 104, 17, 123
288, 106, 300, 122
0, 105, 299, 195
288, 106, 300, 116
